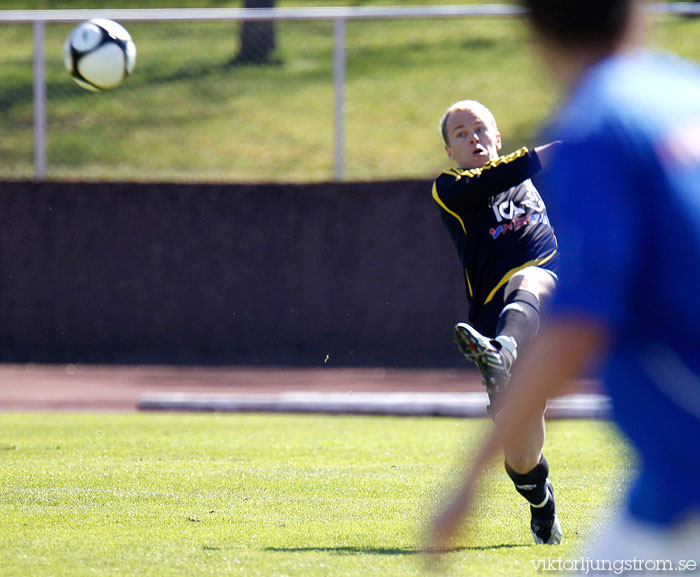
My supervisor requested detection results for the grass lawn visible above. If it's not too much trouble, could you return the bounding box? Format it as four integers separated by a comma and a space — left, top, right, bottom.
1, 412, 632, 576
1, 3, 699, 181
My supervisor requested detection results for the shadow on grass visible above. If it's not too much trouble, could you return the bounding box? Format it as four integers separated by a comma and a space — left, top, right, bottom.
264, 543, 527, 556
460, 543, 529, 552
266, 546, 422, 556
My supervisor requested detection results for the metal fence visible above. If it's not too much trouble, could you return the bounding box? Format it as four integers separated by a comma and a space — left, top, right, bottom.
1, 4, 700, 183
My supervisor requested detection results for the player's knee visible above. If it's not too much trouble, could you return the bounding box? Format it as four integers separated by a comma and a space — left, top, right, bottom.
504, 451, 543, 475
505, 267, 556, 303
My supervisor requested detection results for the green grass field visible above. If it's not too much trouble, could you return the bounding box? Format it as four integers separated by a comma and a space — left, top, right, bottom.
1, 2, 699, 181
1, 412, 632, 576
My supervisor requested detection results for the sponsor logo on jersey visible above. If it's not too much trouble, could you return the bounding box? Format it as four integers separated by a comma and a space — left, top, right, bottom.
489, 212, 550, 239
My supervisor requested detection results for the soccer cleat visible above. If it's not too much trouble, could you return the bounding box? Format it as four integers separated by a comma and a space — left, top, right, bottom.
454, 322, 510, 394
530, 480, 562, 545
531, 515, 563, 545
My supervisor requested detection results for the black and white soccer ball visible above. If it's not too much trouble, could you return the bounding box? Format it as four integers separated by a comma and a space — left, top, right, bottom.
64, 19, 136, 92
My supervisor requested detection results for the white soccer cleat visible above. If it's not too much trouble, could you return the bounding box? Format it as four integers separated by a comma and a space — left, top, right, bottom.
531, 515, 563, 545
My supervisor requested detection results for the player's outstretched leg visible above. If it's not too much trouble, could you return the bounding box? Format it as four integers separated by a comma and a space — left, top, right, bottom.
506, 455, 562, 545
454, 322, 513, 394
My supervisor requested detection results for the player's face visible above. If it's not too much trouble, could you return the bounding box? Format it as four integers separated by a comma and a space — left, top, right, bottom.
445, 108, 502, 169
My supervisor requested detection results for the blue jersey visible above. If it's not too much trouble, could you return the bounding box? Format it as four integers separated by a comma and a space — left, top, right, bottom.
545, 51, 700, 526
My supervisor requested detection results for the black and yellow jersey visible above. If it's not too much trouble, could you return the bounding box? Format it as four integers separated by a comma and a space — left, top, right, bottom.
432, 147, 559, 333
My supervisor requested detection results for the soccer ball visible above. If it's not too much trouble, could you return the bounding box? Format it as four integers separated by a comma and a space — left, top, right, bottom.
64, 19, 136, 92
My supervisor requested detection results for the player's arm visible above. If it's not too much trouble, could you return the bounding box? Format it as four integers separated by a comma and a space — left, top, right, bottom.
435, 146, 554, 212
426, 317, 608, 553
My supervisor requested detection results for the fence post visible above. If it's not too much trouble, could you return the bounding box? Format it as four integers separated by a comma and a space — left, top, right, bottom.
333, 17, 345, 181
33, 20, 47, 180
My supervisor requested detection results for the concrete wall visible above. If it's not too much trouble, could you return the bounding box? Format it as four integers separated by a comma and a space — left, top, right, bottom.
0, 180, 467, 367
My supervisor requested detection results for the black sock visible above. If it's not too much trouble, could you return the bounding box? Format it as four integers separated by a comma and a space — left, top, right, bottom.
505, 454, 554, 519
495, 289, 541, 355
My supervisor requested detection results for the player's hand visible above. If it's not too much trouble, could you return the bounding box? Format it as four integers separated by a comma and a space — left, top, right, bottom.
428, 502, 466, 552
424, 472, 477, 554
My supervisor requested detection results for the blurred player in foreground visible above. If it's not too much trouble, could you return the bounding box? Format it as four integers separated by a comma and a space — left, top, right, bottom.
432, 100, 562, 544
428, 0, 700, 568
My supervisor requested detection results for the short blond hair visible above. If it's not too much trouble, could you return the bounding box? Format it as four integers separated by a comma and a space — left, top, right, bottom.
439, 100, 498, 145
